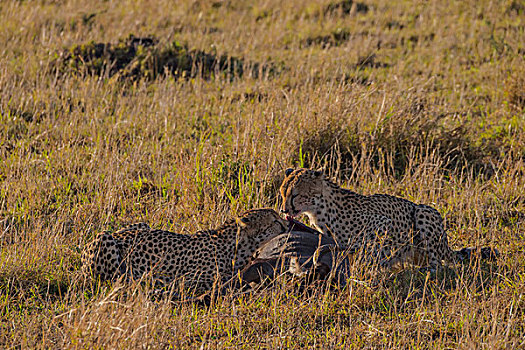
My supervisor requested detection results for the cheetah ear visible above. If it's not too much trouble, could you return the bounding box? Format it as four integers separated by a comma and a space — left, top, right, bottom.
235, 217, 249, 228
285, 168, 294, 176
313, 168, 324, 177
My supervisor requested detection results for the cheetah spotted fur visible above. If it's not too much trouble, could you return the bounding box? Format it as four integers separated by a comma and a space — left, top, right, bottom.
81, 209, 289, 290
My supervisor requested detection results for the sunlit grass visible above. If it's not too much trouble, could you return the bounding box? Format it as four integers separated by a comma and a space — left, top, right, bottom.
0, 0, 524, 347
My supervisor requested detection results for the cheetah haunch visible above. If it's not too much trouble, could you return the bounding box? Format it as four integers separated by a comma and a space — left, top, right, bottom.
81, 209, 289, 291
280, 168, 498, 271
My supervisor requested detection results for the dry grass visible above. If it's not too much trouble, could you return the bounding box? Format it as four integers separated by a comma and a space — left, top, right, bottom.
0, 0, 524, 348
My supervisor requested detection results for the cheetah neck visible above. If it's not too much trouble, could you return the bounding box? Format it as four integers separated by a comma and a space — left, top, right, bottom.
201, 226, 238, 274
304, 182, 362, 245
234, 233, 263, 274
211, 225, 259, 274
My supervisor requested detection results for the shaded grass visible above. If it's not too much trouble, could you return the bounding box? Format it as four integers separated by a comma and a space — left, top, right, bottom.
54, 34, 273, 81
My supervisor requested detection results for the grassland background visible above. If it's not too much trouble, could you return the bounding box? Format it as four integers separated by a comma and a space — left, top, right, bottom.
0, 0, 524, 348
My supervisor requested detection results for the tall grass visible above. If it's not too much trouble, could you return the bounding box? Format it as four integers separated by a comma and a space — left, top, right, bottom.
0, 0, 524, 347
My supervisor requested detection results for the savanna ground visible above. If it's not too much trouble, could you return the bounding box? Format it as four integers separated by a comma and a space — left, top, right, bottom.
0, 0, 524, 348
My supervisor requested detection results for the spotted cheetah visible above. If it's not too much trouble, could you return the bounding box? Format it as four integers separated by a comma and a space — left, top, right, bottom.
81, 209, 289, 291
280, 168, 498, 271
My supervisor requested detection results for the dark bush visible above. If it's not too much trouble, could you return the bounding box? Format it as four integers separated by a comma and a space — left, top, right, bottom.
55, 34, 273, 80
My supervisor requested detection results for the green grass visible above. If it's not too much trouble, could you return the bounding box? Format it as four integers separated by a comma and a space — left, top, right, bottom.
0, 0, 524, 347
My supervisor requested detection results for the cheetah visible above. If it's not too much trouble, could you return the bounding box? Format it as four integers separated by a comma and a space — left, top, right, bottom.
279, 168, 498, 271
81, 209, 289, 291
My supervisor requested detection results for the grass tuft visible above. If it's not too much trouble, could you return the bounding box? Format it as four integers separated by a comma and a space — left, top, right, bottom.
54, 34, 272, 81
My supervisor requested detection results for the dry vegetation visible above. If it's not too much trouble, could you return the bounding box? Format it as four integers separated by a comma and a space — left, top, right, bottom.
0, 0, 524, 348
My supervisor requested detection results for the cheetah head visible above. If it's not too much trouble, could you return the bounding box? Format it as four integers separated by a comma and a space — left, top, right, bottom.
235, 208, 288, 247
279, 168, 325, 219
